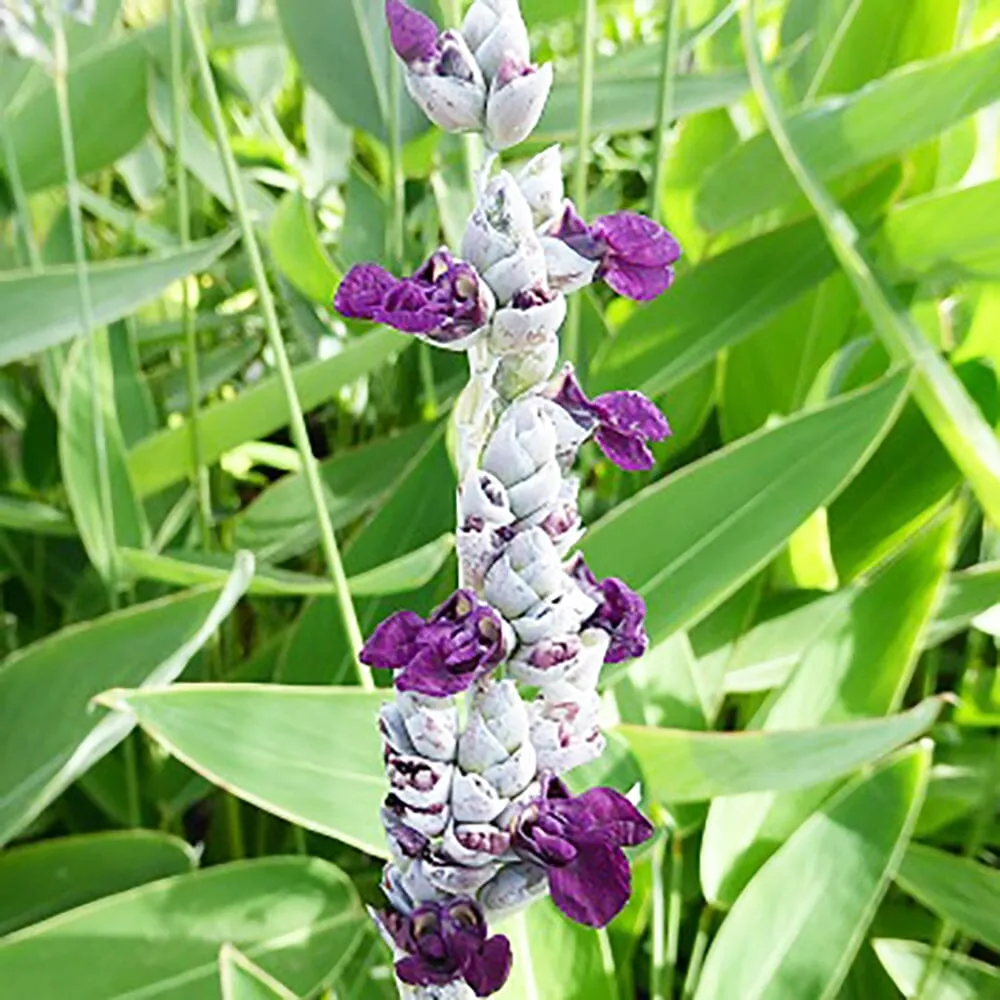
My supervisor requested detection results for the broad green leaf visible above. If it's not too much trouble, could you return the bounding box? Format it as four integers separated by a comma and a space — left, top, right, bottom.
0, 554, 253, 847
220, 944, 298, 1000
0, 233, 235, 366
701, 513, 956, 905
120, 534, 452, 597
127, 327, 409, 497
0, 831, 195, 937
698, 37, 1000, 232
896, 844, 1000, 950
741, 7, 1000, 543
0, 495, 74, 537
879, 180, 1000, 287
496, 900, 618, 1000
619, 697, 939, 804
590, 215, 836, 399
0, 857, 365, 999
268, 191, 340, 303
103, 684, 387, 856
582, 374, 908, 671
274, 0, 431, 142
59, 336, 149, 584
873, 939, 1000, 999
917, 731, 1000, 838
233, 422, 439, 561
1, 28, 159, 192
929, 562, 1000, 645
694, 744, 931, 1000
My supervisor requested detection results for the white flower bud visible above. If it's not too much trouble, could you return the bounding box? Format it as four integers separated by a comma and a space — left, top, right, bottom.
458, 708, 510, 773
442, 821, 513, 867
398, 691, 460, 762
490, 292, 566, 357
421, 856, 502, 896
463, 0, 530, 80
516, 146, 565, 227
380, 703, 416, 756
524, 476, 584, 554
484, 528, 565, 618
483, 742, 537, 797
482, 244, 548, 305
459, 470, 515, 527
508, 627, 609, 693
494, 340, 561, 400
505, 458, 563, 519
485, 63, 554, 151
452, 771, 509, 823
386, 751, 454, 810
457, 521, 502, 592
382, 805, 430, 864
541, 233, 600, 294
481, 400, 558, 487
511, 579, 597, 645
530, 690, 605, 773
404, 31, 487, 134
398, 858, 456, 904
479, 861, 549, 921
477, 678, 530, 751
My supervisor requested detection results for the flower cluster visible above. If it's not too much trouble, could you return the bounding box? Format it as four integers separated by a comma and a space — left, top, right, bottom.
340, 3, 680, 996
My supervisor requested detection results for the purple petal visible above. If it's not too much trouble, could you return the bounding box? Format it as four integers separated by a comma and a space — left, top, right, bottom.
396, 648, 471, 698
594, 391, 671, 442
593, 425, 656, 471
463, 936, 513, 997
548, 839, 632, 928
385, 0, 439, 63
360, 610, 425, 670
590, 577, 648, 664
495, 54, 534, 89
552, 368, 603, 428
592, 212, 681, 268
551, 203, 606, 260
572, 788, 654, 847
602, 260, 676, 302
334, 264, 397, 320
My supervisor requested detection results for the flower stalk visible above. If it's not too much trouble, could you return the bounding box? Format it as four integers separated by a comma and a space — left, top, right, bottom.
339, 2, 682, 994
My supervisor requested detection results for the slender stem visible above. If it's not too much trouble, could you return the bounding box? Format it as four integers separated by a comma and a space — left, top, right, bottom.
51, 10, 120, 610
183, 1, 372, 688
650, 834, 668, 1000
388, 58, 406, 268
663, 832, 684, 998
649, 0, 682, 222
418, 343, 439, 420
0, 118, 42, 271
225, 791, 247, 859
171, 0, 213, 546
681, 906, 713, 999
122, 734, 142, 827
565, 0, 598, 370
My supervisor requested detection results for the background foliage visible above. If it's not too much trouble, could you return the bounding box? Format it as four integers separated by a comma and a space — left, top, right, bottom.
0, 0, 999, 997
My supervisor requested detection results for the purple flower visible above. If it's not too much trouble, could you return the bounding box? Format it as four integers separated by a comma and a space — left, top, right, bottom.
382, 898, 513, 996
361, 590, 507, 697
512, 774, 653, 928
336, 250, 494, 349
549, 203, 681, 301
569, 555, 648, 664
385, 0, 439, 63
549, 367, 670, 472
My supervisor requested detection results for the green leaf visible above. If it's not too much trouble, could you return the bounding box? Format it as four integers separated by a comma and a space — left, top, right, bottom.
0, 495, 75, 538
874, 939, 1000, 1000
619, 697, 940, 804
103, 684, 387, 857
0, 857, 365, 999
0, 831, 196, 937
589, 215, 836, 399
698, 37, 1000, 232
928, 561, 1000, 646
0, 554, 253, 847
59, 336, 149, 583
119, 534, 452, 597
268, 191, 340, 304
701, 513, 956, 905
741, 6, 1000, 550
582, 374, 908, 671
127, 327, 409, 497
694, 744, 931, 1000
0, 232, 235, 366
895, 844, 1000, 951
275, 0, 430, 142
496, 900, 619, 1000
220, 944, 298, 1000
233, 422, 439, 561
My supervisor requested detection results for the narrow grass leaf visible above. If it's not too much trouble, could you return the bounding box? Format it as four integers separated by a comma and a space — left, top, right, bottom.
873, 939, 1000, 999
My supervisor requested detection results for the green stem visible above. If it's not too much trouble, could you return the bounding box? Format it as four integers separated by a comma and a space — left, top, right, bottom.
183, 1, 372, 689
122, 734, 142, 827
51, 10, 120, 611
225, 791, 246, 860
664, 832, 684, 998
388, 57, 406, 268
0, 118, 42, 271
565, 0, 598, 370
681, 906, 713, 999
650, 834, 668, 1000
649, 0, 682, 222
171, 0, 213, 547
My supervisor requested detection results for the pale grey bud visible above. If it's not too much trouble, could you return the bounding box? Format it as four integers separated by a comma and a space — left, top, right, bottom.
485, 62, 554, 151
479, 861, 549, 921
463, 0, 530, 80
490, 290, 566, 358
397, 691, 460, 762
494, 339, 560, 400
516, 146, 565, 227
477, 678, 530, 752
511, 579, 598, 645
421, 856, 503, 896
441, 821, 513, 867
484, 528, 565, 618
482, 742, 537, 797
452, 771, 509, 823
398, 857, 456, 904
481, 399, 558, 487
541, 232, 601, 294
526, 476, 584, 554
459, 470, 515, 528
405, 31, 487, 134
508, 628, 609, 694
382, 805, 431, 865
530, 690, 605, 773
386, 751, 454, 810
456, 521, 503, 592
384, 786, 449, 836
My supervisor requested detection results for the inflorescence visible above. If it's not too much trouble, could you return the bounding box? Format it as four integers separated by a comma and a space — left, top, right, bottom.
336, 2, 680, 995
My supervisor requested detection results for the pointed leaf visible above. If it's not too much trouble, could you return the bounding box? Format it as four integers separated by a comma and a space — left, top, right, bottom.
874, 938, 1000, 999
220, 944, 298, 1000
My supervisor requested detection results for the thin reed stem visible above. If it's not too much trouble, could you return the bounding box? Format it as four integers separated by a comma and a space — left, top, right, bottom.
649, 0, 683, 222
681, 906, 713, 999
183, 1, 372, 689
0, 118, 42, 271
663, 832, 684, 998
